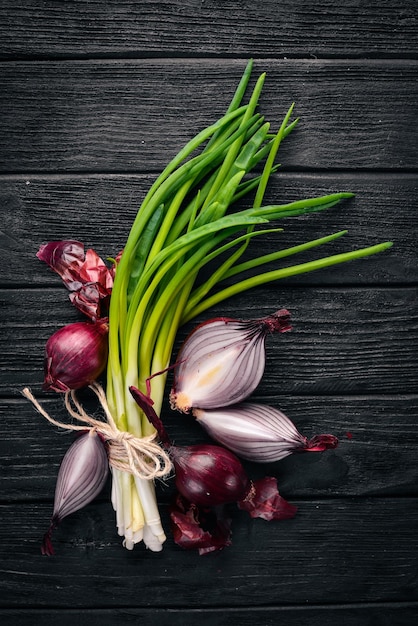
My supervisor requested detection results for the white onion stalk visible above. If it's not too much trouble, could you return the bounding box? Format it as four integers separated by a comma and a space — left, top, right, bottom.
105, 60, 391, 550
169, 310, 291, 413
193, 403, 339, 463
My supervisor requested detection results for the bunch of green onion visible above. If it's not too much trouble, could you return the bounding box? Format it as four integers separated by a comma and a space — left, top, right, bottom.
106, 60, 392, 550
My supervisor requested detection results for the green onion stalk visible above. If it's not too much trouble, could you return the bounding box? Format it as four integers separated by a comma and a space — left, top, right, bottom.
105, 60, 392, 550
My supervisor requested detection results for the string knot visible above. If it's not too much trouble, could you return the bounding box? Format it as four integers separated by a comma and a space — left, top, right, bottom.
112, 429, 135, 443
22, 383, 173, 481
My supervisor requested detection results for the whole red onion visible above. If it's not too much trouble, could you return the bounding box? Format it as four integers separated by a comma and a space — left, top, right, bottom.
43, 319, 108, 392
129, 386, 251, 506
170, 443, 251, 507
130, 385, 298, 544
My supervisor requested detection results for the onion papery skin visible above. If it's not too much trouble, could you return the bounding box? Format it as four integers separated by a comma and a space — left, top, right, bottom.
36, 240, 85, 290
169, 494, 232, 555
37, 240, 120, 320
43, 319, 109, 392
42, 430, 109, 555
170, 444, 251, 507
170, 309, 291, 413
194, 403, 338, 463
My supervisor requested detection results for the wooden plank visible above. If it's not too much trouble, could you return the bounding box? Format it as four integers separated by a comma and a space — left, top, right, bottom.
0, 1, 417, 59
1, 394, 417, 500
1, 286, 416, 395
1, 172, 414, 286
0, 498, 417, 608
1, 604, 418, 626
0, 59, 417, 172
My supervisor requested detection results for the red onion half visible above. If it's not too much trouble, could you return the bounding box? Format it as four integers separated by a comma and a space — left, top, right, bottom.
129, 386, 297, 538
193, 403, 339, 463
42, 430, 109, 555
169, 309, 291, 413
129, 385, 251, 506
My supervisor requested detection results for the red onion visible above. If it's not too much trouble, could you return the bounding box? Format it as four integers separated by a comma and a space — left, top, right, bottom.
42, 430, 109, 555
193, 403, 339, 463
169, 477, 297, 555
170, 443, 251, 507
129, 386, 297, 526
43, 319, 108, 392
169, 309, 291, 413
129, 385, 251, 506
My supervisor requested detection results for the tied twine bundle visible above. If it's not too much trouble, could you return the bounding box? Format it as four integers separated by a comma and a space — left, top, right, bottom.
22, 383, 173, 480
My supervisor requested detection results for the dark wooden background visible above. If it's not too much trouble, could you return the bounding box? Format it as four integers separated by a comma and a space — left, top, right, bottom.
1, 1, 417, 624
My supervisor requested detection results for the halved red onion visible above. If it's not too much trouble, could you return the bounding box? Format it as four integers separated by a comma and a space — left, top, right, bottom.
129, 385, 251, 506
42, 430, 109, 555
130, 385, 298, 552
169, 309, 291, 413
193, 403, 338, 463
43, 319, 109, 392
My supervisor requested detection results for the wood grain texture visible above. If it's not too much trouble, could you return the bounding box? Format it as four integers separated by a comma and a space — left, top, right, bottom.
0, 499, 417, 608
1, 172, 415, 286
0, 0, 417, 59
1, 0, 417, 622
2, 605, 418, 626
1, 394, 417, 501
0, 59, 417, 173
1, 286, 416, 395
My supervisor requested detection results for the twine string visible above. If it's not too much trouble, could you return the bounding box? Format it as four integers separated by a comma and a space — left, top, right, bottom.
22, 384, 172, 481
